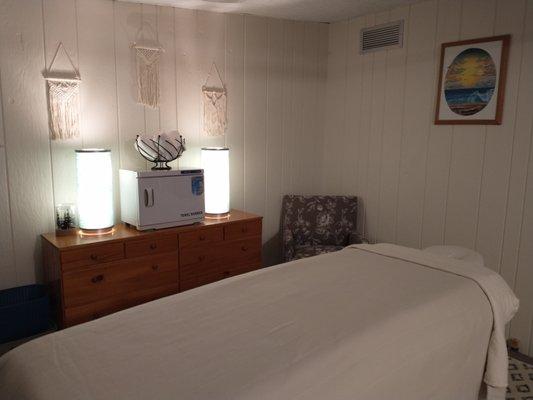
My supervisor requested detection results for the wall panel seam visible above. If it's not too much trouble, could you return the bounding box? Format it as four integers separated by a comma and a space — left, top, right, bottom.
157, 6, 162, 130
361, 17, 376, 239
497, 0, 528, 272
74, 0, 83, 148
174, 8, 179, 139
341, 21, 349, 195
441, 130, 454, 244
354, 22, 364, 199
419, 1, 440, 248
474, 0, 499, 251
112, 0, 122, 170
141, 5, 147, 134
0, 69, 17, 280
393, 4, 412, 244
41, 0, 57, 221
224, 14, 227, 148
529, 318, 533, 356
511, 118, 533, 350
474, 131, 487, 249
375, 11, 392, 244
280, 21, 287, 197
263, 20, 270, 231
312, 24, 321, 184
242, 16, 247, 209
289, 23, 296, 190
442, 0, 463, 244
512, 118, 533, 291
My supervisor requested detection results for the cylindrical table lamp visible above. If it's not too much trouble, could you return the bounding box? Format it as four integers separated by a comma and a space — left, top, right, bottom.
75, 149, 114, 234
201, 147, 230, 218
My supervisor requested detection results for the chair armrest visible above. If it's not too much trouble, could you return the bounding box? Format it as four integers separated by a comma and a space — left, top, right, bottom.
348, 231, 365, 245
282, 229, 296, 262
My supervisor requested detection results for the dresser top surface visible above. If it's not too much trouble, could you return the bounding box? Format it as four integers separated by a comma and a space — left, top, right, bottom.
42, 209, 262, 250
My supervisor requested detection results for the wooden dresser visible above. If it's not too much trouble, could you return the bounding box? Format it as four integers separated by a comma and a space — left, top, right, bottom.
42, 210, 262, 328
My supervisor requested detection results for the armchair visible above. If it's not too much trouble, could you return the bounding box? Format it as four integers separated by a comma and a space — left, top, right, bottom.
280, 195, 362, 262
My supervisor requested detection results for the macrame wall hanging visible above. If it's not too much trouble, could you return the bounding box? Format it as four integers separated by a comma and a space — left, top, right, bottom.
44, 42, 81, 140
202, 62, 227, 137
134, 43, 164, 108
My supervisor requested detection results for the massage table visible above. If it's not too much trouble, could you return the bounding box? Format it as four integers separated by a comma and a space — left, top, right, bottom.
0, 244, 518, 400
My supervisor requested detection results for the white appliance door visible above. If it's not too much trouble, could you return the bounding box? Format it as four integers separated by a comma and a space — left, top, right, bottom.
138, 175, 204, 227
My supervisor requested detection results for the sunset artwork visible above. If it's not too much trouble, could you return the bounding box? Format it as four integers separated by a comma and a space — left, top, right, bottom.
435, 35, 509, 125
444, 48, 496, 116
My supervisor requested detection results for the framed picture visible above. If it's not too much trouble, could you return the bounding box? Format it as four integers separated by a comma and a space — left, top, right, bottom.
434, 35, 510, 125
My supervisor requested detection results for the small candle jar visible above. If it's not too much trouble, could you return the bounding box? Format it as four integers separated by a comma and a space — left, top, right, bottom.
55, 203, 77, 235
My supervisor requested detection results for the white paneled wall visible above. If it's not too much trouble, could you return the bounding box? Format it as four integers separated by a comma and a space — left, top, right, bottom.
0, 0, 328, 287
322, 0, 533, 355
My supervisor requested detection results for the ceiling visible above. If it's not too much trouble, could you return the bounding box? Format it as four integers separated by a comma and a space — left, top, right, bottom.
119, 0, 419, 23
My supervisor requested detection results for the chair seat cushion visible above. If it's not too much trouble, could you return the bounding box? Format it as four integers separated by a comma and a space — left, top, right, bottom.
293, 244, 344, 260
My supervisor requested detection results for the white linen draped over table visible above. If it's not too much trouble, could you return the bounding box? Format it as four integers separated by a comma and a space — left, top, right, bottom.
0, 244, 518, 400
349, 244, 518, 399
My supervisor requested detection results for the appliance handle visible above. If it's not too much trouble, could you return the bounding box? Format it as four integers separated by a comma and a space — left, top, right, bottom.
150, 188, 155, 207
144, 189, 150, 207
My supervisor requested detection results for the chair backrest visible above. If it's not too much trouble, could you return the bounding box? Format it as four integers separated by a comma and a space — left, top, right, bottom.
281, 195, 358, 246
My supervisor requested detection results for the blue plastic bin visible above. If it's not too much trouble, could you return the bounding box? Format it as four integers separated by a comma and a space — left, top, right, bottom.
0, 284, 50, 344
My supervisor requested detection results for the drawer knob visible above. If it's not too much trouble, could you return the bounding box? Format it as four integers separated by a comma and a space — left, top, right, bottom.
91, 274, 104, 283
150, 243, 157, 250
199, 235, 206, 241
90, 254, 98, 261
152, 264, 159, 271
198, 255, 205, 262
241, 246, 248, 251
241, 227, 248, 233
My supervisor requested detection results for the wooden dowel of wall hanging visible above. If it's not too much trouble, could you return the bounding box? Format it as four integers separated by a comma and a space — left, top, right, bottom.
45, 77, 81, 83
132, 43, 165, 52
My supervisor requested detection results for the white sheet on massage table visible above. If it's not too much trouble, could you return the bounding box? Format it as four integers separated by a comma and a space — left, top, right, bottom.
0, 245, 501, 400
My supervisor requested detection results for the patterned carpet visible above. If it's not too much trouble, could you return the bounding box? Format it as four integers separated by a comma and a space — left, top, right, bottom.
507, 355, 533, 399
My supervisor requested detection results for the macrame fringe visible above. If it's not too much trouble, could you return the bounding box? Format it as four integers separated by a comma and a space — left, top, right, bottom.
202, 89, 227, 136
44, 42, 81, 140
135, 47, 162, 108
202, 62, 227, 136
47, 80, 81, 140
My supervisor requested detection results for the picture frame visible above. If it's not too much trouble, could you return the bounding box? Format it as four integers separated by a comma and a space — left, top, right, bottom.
434, 35, 510, 125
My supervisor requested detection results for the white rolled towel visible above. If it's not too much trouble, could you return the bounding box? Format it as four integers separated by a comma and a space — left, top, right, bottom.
134, 134, 159, 160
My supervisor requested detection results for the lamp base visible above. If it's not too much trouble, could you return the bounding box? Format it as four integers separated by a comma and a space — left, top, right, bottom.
204, 212, 230, 220
79, 226, 115, 236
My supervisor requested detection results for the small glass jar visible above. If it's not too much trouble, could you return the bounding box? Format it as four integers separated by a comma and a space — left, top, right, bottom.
55, 203, 77, 235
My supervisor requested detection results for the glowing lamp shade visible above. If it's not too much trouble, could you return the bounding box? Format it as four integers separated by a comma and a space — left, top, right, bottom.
75, 149, 114, 232
201, 147, 230, 216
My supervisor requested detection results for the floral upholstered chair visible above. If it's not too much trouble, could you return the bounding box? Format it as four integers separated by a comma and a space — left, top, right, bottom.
280, 195, 363, 262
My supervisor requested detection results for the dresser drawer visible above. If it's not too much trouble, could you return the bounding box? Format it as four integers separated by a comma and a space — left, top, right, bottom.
107, 253, 178, 295
179, 226, 223, 248
180, 246, 219, 267
180, 260, 260, 292
221, 237, 262, 265
61, 242, 124, 271
63, 253, 178, 308
180, 260, 223, 282
180, 268, 224, 292
180, 237, 261, 269
180, 238, 261, 292
224, 219, 262, 241
125, 234, 178, 258
63, 283, 178, 327
63, 266, 108, 308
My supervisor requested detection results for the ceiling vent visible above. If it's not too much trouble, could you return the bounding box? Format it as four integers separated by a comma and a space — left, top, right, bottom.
360, 20, 404, 54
